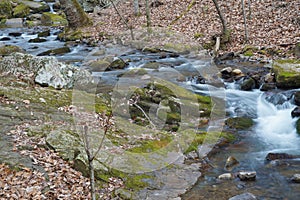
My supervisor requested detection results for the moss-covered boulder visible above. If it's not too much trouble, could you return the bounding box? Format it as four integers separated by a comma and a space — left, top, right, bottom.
106, 58, 128, 71
225, 117, 254, 130
28, 37, 47, 43
272, 59, 300, 89
0, 0, 12, 19
37, 47, 71, 56
17, 0, 49, 13
142, 62, 160, 69
13, 3, 30, 18
41, 12, 68, 26
57, 29, 83, 41
241, 78, 256, 91
0, 45, 25, 56
87, 59, 110, 72
37, 29, 50, 37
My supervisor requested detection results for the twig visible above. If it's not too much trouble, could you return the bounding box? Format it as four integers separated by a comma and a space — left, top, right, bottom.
133, 103, 156, 129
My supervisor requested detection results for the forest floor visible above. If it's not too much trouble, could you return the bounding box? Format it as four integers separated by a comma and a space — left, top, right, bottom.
88, 0, 300, 58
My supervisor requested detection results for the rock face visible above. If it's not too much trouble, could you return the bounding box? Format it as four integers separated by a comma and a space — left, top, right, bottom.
291, 107, 300, 118
272, 59, 300, 89
294, 91, 300, 106
0, 52, 94, 89
228, 192, 257, 200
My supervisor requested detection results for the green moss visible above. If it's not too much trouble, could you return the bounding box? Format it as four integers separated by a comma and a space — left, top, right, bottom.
58, 29, 83, 41
13, 3, 30, 18
244, 50, 254, 57
225, 117, 254, 130
128, 135, 173, 153
0, 0, 12, 19
0, 45, 24, 56
123, 68, 148, 76
194, 32, 204, 39
142, 62, 160, 69
41, 12, 68, 26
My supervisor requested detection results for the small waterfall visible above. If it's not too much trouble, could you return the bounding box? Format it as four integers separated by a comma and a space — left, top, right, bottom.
255, 93, 300, 150
48, 3, 55, 13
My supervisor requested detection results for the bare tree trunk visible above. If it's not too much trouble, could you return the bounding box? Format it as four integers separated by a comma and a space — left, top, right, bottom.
242, 0, 249, 43
170, 0, 196, 26
134, 0, 140, 16
212, 0, 227, 34
145, 0, 151, 30
109, 0, 135, 40
248, 0, 252, 19
59, 0, 91, 28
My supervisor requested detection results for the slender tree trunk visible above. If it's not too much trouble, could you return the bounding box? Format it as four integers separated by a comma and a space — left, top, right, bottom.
242, 0, 249, 43
134, 0, 140, 16
212, 0, 227, 33
59, 0, 91, 28
248, 0, 252, 19
109, 0, 134, 40
145, 0, 151, 29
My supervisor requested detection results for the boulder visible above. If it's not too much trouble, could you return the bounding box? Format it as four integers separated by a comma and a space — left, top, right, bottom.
291, 174, 300, 183
13, 3, 30, 18
86, 59, 110, 72
106, 58, 128, 71
272, 59, 300, 89
291, 107, 300, 118
41, 12, 68, 26
232, 69, 242, 76
225, 117, 254, 130
37, 29, 50, 37
297, 119, 300, 135
264, 73, 275, 83
0, 0, 13, 19
37, 47, 71, 56
237, 171, 256, 181
241, 78, 256, 91
5, 18, 23, 28
8, 32, 22, 37
294, 42, 300, 58
220, 67, 232, 79
224, 156, 239, 171
0, 52, 94, 89
16, 0, 49, 13
265, 152, 299, 161
294, 91, 300, 106
228, 192, 257, 200
0, 45, 25, 56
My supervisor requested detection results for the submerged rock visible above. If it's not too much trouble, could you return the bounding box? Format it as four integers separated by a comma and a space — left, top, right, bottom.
224, 156, 239, 171
37, 47, 71, 56
228, 192, 257, 200
265, 152, 300, 161
237, 171, 256, 181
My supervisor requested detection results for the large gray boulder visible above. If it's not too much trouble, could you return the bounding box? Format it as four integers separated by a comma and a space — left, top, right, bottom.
0, 52, 94, 89
228, 193, 257, 200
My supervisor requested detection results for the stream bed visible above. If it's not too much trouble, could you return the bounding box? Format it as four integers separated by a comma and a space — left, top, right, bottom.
1, 27, 300, 199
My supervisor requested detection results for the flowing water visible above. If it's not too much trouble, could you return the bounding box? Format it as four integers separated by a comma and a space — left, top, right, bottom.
1, 27, 300, 199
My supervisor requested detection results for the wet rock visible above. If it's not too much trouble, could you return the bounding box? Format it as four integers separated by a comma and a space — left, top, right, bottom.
86, 59, 110, 72
8, 32, 22, 37
296, 119, 300, 135
241, 78, 256, 91
265, 93, 288, 105
265, 152, 299, 161
0, 45, 25, 56
264, 73, 275, 83
20, 0, 49, 13
0, 37, 11, 41
218, 52, 235, 61
5, 18, 23, 27
291, 174, 300, 183
220, 67, 233, 79
232, 69, 242, 76
37, 47, 71, 56
225, 117, 254, 130
272, 59, 300, 89
294, 91, 300, 106
237, 171, 256, 181
260, 83, 276, 91
291, 107, 300, 118
106, 58, 128, 71
28, 37, 47, 43
218, 173, 234, 180
142, 62, 160, 69
225, 156, 239, 171
37, 29, 50, 37
228, 192, 257, 200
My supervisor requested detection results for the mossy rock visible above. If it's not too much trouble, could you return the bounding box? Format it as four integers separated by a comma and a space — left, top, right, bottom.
13, 3, 30, 18
88, 59, 110, 72
296, 119, 300, 135
241, 78, 256, 91
37, 47, 71, 56
106, 58, 128, 71
37, 29, 50, 37
0, 0, 12, 19
225, 117, 254, 130
163, 43, 201, 54
0, 45, 25, 56
41, 12, 68, 26
57, 30, 83, 41
142, 62, 160, 69
19, 0, 49, 14
272, 59, 300, 89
